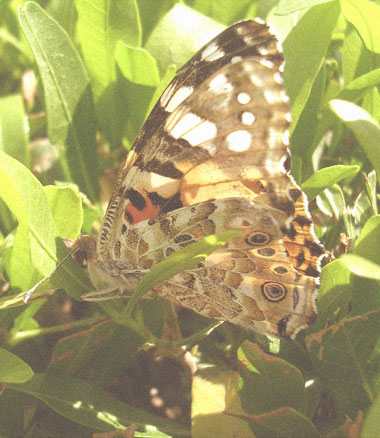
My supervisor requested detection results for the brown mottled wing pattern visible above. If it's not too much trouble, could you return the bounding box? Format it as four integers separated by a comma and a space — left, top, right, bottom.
90, 19, 324, 339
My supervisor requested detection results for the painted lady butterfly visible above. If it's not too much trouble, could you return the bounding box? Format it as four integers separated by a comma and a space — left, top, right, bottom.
74, 19, 324, 339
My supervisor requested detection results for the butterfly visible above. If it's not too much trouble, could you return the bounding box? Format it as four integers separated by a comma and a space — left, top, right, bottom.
74, 18, 324, 339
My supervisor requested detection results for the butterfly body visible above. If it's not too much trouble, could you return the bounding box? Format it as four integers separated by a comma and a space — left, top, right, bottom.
78, 19, 324, 339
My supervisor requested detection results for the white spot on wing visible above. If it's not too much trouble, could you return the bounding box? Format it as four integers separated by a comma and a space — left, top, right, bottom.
268, 128, 280, 148
164, 86, 194, 113
148, 172, 179, 198
280, 91, 289, 103
259, 59, 275, 69
273, 72, 283, 84
201, 42, 225, 61
209, 73, 233, 93
170, 113, 201, 139
227, 130, 252, 152
237, 92, 251, 104
254, 17, 265, 25
264, 89, 278, 104
258, 46, 269, 56
282, 131, 289, 145
241, 111, 255, 126
231, 56, 242, 63
250, 74, 263, 87
183, 120, 217, 146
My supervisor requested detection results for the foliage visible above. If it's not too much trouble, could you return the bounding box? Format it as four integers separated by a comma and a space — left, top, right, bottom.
1, 0, 380, 436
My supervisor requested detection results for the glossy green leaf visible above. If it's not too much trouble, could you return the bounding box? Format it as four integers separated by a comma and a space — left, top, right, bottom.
116, 43, 160, 87
330, 100, 380, 185
341, 0, 380, 54
0, 94, 30, 167
0, 348, 34, 383
19, 2, 98, 201
11, 373, 190, 436
340, 254, 380, 280
301, 165, 360, 201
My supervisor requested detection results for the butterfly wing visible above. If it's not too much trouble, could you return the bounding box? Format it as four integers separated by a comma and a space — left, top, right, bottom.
90, 19, 324, 338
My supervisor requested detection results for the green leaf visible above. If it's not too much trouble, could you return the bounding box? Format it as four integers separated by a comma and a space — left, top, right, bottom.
0, 150, 90, 302
309, 259, 352, 332
341, 0, 380, 54
227, 407, 322, 438
361, 391, 380, 438
124, 231, 240, 318
341, 23, 365, 85
0, 348, 34, 383
237, 342, 306, 416
301, 165, 360, 200
283, 1, 340, 132
48, 323, 144, 387
0, 94, 30, 167
76, 0, 141, 146
19, 2, 98, 201
290, 64, 326, 176
275, 0, 336, 15
192, 368, 255, 438
349, 215, 380, 314
306, 310, 380, 417
316, 185, 346, 220
44, 185, 83, 240
10, 373, 190, 436
339, 254, 380, 280
145, 4, 224, 75
329, 100, 380, 185
190, 0, 257, 25
116, 43, 160, 87
345, 68, 380, 91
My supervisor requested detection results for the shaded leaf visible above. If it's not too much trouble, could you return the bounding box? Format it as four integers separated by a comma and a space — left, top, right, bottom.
10, 373, 190, 435
238, 342, 306, 416
0, 348, 34, 383
227, 407, 322, 438
306, 310, 380, 417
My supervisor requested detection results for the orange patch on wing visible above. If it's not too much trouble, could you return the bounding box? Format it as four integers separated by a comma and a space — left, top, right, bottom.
124, 196, 161, 225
